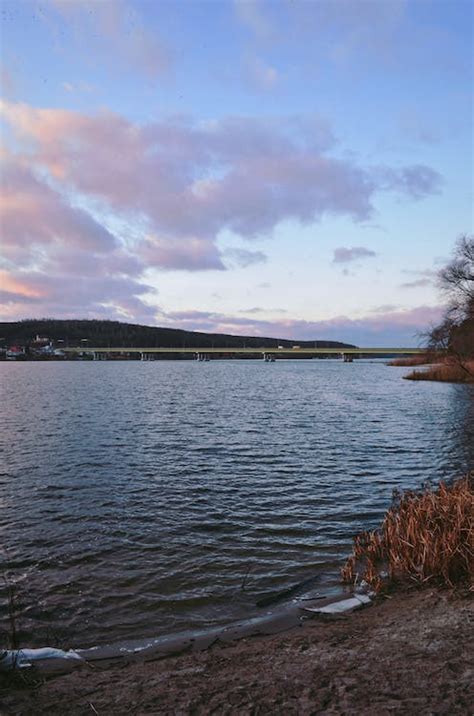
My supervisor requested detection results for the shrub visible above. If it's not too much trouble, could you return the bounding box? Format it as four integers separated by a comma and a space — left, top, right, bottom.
341, 475, 474, 592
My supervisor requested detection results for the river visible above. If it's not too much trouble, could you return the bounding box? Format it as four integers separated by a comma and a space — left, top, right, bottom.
1, 359, 473, 648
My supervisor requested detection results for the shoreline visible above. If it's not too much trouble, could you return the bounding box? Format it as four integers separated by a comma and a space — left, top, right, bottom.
2, 587, 472, 714
3, 475, 472, 713
0, 587, 367, 675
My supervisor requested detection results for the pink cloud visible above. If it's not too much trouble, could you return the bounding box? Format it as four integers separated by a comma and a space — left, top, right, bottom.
333, 246, 376, 263
234, 0, 274, 39
375, 165, 442, 200
0, 159, 117, 266
400, 278, 432, 289
61, 80, 96, 94
234, 0, 406, 65
0, 269, 156, 323
139, 236, 225, 272
47, 0, 171, 80
223, 248, 267, 268
239, 306, 286, 314
0, 100, 441, 267
244, 55, 279, 91
0, 99, 443, 322
0, 270, 47, 299
161, 305, 444, 347
0, 156, 155, 321
399, 268, 436, 289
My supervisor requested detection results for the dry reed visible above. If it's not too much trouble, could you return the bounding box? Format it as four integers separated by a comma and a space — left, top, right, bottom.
387, 355, 433, 367
405, 361, 474, 383
341, 475, 474, 592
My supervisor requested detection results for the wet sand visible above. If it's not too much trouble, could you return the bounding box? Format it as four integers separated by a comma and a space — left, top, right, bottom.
1, 587, 473, 715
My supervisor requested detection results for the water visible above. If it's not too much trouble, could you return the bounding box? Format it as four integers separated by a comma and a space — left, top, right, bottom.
1, 360, 473, 648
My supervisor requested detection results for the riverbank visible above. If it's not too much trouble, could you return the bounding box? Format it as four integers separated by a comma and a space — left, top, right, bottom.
404, 360, 474, 383
2, 587, 472, 714
387, 353, 474, 382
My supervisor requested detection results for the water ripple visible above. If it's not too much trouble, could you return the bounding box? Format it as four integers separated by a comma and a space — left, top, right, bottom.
0, 360, 473, 648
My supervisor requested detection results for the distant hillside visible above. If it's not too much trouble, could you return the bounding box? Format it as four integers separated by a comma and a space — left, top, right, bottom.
0, 319, 356, 350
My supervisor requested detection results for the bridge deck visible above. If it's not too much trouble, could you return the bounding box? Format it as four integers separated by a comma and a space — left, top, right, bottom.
68, 347, 423, 355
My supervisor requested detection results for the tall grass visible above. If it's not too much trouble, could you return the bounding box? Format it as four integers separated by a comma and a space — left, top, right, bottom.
387, 354, 433, 367
341, 475, 474, 592
405, 361, 474, 383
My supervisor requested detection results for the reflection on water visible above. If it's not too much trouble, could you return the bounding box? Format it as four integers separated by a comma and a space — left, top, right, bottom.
0, 360, 473, 647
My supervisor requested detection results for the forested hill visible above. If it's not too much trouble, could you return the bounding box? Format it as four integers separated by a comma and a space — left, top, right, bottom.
0, 319, 356, 349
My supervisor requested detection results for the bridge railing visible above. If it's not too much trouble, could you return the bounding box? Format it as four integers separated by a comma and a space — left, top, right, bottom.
66, 346, 423, 355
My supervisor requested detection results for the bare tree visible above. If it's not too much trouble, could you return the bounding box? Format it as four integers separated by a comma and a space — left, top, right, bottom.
422, 317, 454, 353
427, 235, 474, 378
438, 235, 474, 322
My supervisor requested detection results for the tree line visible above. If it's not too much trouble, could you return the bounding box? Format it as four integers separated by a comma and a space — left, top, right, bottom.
0, 318, 354, 350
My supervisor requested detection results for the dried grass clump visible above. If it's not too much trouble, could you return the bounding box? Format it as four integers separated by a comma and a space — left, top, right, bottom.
341, 475, 474, 593
387, 354, 432, 367
405, 361, 474, 383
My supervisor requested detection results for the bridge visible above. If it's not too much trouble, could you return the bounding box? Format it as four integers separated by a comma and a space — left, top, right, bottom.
67, 346, 424, 360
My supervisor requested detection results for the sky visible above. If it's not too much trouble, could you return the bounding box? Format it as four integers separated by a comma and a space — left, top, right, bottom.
0, 0, 472, 346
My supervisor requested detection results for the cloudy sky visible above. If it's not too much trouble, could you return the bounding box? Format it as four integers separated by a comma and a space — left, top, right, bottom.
0, 0, 472, 345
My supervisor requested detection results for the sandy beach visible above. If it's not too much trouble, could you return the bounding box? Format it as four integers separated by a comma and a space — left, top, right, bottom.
2, 587, 472, 715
